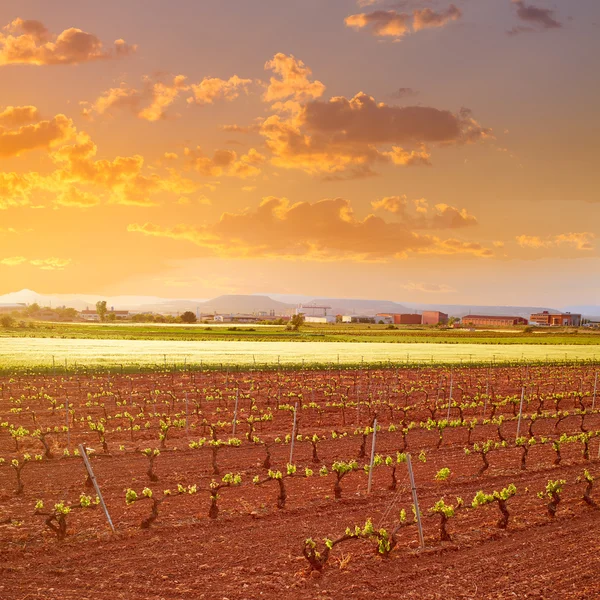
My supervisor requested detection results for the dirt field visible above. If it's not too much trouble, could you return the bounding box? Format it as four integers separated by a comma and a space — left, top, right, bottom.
1, 365, 600, 599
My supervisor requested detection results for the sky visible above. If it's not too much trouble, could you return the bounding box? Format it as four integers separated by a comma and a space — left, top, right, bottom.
0, 0, 598, 306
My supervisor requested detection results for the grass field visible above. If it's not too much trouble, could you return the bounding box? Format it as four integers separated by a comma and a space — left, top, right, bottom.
1, 320, 599, 345
1, 337, 599, 371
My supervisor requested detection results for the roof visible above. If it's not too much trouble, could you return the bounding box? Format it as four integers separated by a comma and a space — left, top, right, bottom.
464, 315, 524, 319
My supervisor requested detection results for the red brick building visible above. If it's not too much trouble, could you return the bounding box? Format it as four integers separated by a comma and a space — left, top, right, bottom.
376, 313, 422, 325
530, 311, 582, 326
422, 311, 449, 325
462, 315, 528, 327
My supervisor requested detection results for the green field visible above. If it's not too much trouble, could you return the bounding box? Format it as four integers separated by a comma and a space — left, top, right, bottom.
1, 336, 599, 372
1, 320, 599, 345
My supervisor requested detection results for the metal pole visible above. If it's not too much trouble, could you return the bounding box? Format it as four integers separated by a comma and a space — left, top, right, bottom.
406, 454, 425, 549
78, 444, 115, 533
65, 394, 70, 450
232, 388, 240, 435
367, 418, 378, 493
289, 402, 298, 464
446, 370, 453, 420
515, 384, 525, 441
185, 392, 189, 435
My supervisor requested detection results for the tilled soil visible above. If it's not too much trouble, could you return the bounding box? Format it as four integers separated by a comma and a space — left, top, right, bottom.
1, 366, 600, 599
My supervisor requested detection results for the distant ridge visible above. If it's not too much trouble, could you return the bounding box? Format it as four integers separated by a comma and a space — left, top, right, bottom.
0, 289, 597, 319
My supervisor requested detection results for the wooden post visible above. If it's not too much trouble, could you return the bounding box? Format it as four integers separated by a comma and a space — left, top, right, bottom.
232, 387, 240, 435
367, 418, 377, 493
592, 372, 598, 411
289, 402, 298, 464
515, 384, 525, 441
406, 454, 425, 549
78, 444, 115, 533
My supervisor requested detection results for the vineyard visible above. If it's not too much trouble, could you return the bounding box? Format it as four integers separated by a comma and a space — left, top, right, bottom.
2, 363, 600, 598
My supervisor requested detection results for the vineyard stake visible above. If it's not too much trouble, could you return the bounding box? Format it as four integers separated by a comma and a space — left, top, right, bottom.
78, 444, 115, 534
367, 418, 377, 493
232, 387, 240, 435
289, 402, 298, 464
592, 372, 598, 411
185, 392, 189, 435
65, 393, 70, 450
515, 384, 525, 441
446, 370, 454, 421
406, 454, 425, 549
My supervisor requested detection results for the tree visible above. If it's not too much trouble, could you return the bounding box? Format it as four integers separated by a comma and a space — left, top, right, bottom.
96, 301, 107, 322
26, 303, 41, 316
287, 313, 305, 331
181, 311, 197, 324
0, 315, 15, 328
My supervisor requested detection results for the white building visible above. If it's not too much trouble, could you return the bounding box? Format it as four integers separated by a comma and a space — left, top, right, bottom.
305, 315, 336, 324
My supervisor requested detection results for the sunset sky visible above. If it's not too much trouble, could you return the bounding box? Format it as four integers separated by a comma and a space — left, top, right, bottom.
0, 0, 598, 306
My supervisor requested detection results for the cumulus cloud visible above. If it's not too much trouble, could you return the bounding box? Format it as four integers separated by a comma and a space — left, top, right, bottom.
82, 74, 252, 121
185, 146, 266, 178
0, 105, 40, 126
413, 5, 462, 31
345, 5, 462, 38
0, 113, 76, 158
371, 196, 478, 228
263, 53, 326, 103
516, 232, 595, 251
345, 11, 411, 38
127, 196, 493, 261
0, 17, 136, 66
259, 91, 490, 177
188, 75, 252, 105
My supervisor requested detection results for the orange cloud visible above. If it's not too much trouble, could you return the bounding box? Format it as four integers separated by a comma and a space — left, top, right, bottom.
0, 256, 71, 269
0, 113, 76, 158
263, 54, 326, 103
345, 11, 411, 38
413, 5, 462, 31
0, 18, 136, 66
83, 74, 251, 121
516, 232, 595, 251
260, 92, 489, 177
0, 105, 40, 126
185, 146, 265, 179
346, 6, 463, 38
371, 196, 478, 228
127, 196, 493, 261
187, 75, 252, 105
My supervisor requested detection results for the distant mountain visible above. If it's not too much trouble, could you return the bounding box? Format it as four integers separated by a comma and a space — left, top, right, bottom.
195, 295, 294, 315
305, 298, 412, 317
0, 289, 583, 320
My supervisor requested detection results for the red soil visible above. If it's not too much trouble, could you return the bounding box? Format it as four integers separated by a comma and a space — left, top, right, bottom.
1, 365, 600, 599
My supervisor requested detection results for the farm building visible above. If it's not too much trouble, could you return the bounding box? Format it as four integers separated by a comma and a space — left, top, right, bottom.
376, 313, 422, 325
341, 315, 393, 324
305, 315, 336, 324
530, 311, 582, 327
422, 311, 449, 325
462, 315, 528, 327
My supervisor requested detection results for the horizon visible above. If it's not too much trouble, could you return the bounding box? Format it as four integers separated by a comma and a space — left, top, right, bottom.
0, 0, 598, 306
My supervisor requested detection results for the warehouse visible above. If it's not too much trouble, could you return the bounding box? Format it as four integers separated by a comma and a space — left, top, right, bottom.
462, 315, 528, 327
